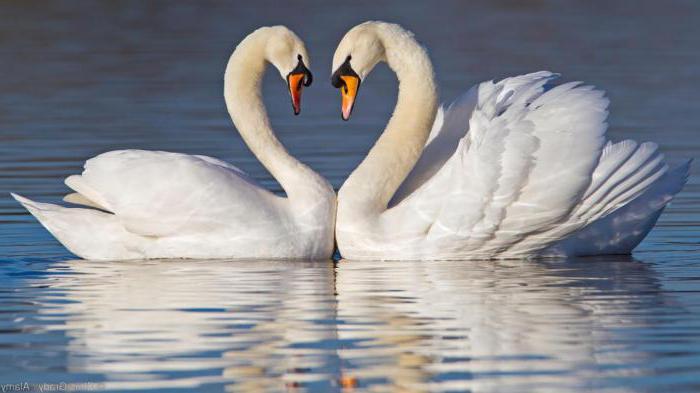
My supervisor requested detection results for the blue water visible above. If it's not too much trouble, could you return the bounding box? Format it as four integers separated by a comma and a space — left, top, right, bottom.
0, 1, 699, 391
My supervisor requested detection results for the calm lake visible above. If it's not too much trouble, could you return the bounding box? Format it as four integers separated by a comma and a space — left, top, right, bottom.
1, 1, 699, 391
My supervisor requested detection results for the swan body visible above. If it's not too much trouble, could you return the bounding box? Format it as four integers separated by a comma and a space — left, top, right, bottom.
13, 26, 336, 261
332, 22, 690, 260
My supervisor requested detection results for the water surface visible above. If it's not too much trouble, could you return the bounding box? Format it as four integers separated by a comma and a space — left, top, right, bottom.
0, 1, 699, 391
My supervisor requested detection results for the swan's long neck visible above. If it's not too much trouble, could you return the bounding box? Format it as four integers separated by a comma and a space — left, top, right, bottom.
339, 29, 438, 216
224, 32, 329, 202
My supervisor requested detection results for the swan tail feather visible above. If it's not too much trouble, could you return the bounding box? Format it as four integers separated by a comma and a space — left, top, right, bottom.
509, 140, 687, 256
63, 192, 108, 210
64, 175, 113, 212
540, 160, 690, 256
576, 141, 673, 223
11, 193, 142, 260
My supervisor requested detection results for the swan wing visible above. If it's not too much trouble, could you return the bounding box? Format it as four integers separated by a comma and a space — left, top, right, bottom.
64, 149, 283, 238
390, 86, 477, 206
540, 159, 690, 257
388, 72, 617, 255
391, 71, 556, 207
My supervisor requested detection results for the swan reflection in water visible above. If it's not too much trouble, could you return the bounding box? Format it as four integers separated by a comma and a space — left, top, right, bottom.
29, 257, 674, 391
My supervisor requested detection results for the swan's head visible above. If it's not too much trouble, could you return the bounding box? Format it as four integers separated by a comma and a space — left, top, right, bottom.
330, 22, 388, 120
261, 26, 313, 115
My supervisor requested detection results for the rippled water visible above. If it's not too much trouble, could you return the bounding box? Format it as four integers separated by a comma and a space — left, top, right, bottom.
2, 258, 700, 391
1, 1, 699, 391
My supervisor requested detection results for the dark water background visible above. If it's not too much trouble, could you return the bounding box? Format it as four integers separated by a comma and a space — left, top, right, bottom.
0, 1, 699, 391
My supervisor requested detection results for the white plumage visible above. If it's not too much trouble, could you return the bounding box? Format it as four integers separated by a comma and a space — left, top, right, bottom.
13, 26, 336, 261
333, 22, 689, 260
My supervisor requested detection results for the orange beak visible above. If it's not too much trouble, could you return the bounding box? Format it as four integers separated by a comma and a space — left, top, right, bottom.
287, 73, 306, 115
339, 75, 360, 121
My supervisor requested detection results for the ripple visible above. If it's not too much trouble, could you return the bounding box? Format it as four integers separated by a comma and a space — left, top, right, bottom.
0, 257, 697, 391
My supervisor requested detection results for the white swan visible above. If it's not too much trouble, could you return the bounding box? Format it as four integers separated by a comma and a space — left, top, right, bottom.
331, 21, 690, 260
12, 26, 336, 261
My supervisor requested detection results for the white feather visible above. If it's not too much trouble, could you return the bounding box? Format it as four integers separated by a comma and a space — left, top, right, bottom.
13, 27, 336, 261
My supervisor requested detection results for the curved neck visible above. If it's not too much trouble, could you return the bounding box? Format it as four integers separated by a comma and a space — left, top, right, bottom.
224, 31, 327, 200
340, 28, 438, 215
